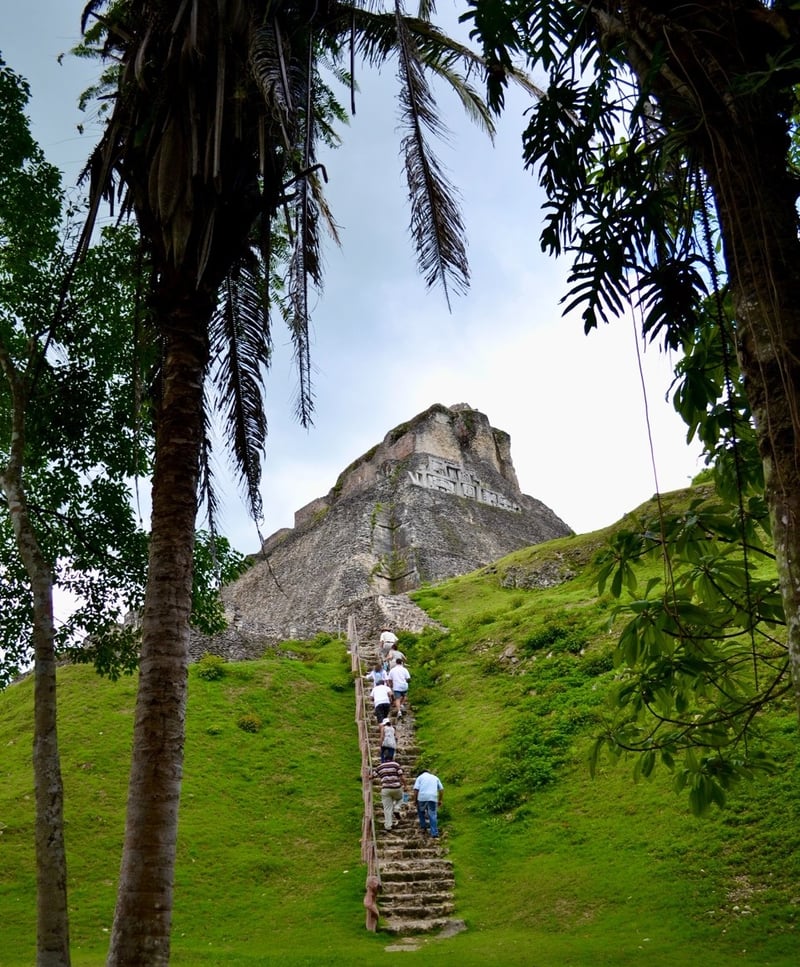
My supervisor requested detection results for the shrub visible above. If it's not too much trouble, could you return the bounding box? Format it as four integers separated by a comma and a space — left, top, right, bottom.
329, 671, 353, 693
312, 632, 339, 647
581, 651, 614, 676
237, 712, 263, 733
482, 742, 559, 813
521, 622, 588, 657
196, 653, 227, 681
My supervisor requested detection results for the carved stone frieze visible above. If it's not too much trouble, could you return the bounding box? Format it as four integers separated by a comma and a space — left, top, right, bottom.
407, 457, 521, 512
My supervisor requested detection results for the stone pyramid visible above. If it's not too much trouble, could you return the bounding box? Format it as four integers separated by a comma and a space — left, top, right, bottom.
214, 403, 571, 653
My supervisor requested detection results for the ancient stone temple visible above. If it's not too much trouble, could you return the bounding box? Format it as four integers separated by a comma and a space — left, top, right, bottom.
214, 403, 571, 653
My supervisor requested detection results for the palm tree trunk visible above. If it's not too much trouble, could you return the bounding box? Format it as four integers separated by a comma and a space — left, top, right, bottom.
106, 300, 210, 967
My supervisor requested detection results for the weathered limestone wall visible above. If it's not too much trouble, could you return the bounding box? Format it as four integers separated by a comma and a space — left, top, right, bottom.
330, 403, 521, 503
218, 403, 571, 648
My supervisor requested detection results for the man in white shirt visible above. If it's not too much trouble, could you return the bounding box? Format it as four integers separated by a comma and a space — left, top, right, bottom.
379, 628, 398, 664
413, 768, 443, 838
370, 681, 393, 724
387, 658, 411, 717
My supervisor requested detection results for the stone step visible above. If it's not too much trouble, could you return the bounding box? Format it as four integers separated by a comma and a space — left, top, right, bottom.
379, 830, 448, 848
381, 915, 454, 935
380, 887, 454, 906
369, 739, 420, 749
380, 867, 454, 886
379, 855, 453, 870
378, 844, 442, 865
381, 873, 453, 886
378, 896, 455, 920
369, 755, 420, 766
377, 832, 449, 852
367, 738, 418, 746
369, 756, 420, 766
381, 899, 456, 918
379, 842, 448, 859
382, 881, 454, 895
377, 840, 446, 858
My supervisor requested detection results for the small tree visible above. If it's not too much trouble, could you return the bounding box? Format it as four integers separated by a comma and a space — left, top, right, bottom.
0, 55, 151, 966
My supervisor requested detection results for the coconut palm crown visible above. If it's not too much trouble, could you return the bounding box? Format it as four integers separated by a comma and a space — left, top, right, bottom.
80, 0, 510, 519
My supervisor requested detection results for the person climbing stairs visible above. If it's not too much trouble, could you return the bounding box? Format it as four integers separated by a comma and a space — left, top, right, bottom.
352, 622, 458, 934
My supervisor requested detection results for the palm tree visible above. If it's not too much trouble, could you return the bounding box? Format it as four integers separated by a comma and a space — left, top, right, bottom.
78, 2, 521, 962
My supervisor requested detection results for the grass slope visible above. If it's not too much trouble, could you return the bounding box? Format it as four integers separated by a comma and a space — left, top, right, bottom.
1, 492, 799, 965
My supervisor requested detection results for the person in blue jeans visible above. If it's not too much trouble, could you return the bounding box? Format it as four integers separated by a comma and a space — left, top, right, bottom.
413, 768, 443, 838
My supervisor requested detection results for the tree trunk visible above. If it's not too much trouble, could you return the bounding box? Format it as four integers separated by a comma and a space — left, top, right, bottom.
707, 136, 800, 713
106, 302, 209, 967
604, 0, 800, 713
31, 565, 71, 967
0, 352, 71, 967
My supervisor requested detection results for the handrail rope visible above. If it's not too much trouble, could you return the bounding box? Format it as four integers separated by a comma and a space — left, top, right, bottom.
348, 615, 382, 893
354, 637, 380, 884
356, 678, 378, 872
356, 637, 380, 879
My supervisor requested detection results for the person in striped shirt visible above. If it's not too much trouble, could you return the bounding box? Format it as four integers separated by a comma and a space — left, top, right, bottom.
371, 753, 408, 830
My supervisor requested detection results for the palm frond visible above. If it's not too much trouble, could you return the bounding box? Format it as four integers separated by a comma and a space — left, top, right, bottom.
209, 256, 272, 523
286, 187, 318, 427
393, 1, 469, 304
350, 9, 482, 76
427, 61, 496, 139
198, 400, 222, 536
416, 0, 436, 22
505, 65, 546, 103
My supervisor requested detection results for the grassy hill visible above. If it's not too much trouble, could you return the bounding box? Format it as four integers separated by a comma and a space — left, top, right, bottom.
1, 489, 799, 965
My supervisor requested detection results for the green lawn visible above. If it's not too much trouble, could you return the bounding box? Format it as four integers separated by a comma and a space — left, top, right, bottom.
2, 512, 799, 965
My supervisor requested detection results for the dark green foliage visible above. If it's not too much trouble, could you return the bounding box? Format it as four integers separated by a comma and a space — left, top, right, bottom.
521, 620, 588, 656
0, 61, 154, 685
195, 653, 228, 682
236, 712, 263, 733
477, 0, 714, 353
591, 482, 787, 814
580, 650, 614, 677
481, 718, 563, 812
73, 626, 141, 682
311, 631, 340, 647
190, 532, 250, 636
459, 1, 799, 819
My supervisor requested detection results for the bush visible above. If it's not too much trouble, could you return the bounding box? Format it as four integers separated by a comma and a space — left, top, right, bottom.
237, 712, 263, 733
482, 742, 559, 813
581, 651, 614, 676
196, 653, 227, 681
521, 622, 587, 656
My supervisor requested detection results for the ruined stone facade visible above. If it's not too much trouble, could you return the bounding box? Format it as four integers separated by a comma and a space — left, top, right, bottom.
219, 403, 571, 645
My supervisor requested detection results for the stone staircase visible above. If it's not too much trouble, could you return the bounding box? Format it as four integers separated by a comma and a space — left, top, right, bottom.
360, 638, 459, 935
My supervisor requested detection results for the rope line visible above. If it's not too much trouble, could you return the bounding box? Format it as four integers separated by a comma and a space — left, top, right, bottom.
348, 615, 381, 914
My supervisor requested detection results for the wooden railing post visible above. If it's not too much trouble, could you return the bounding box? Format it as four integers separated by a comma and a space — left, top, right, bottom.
349, 614, 381, 929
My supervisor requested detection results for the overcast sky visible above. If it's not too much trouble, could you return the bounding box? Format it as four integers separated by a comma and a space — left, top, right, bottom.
4, 2, 702, 555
